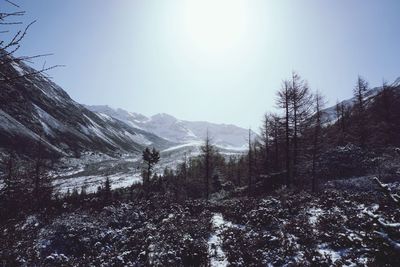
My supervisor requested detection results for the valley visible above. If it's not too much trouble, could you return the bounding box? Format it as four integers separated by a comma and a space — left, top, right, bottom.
2, 1, 400, 266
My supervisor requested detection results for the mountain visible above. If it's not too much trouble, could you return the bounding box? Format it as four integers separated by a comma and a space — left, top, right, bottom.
321, 78, 400, 124
0, 59, 173, 158
0, 57, 250, 192
87, 105, 256, 150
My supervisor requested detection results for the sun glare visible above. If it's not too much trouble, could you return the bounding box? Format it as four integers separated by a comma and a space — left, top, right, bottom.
182, 0, 249, 56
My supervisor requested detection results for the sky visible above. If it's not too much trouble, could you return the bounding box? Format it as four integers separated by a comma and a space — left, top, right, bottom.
8, 0, 400, 129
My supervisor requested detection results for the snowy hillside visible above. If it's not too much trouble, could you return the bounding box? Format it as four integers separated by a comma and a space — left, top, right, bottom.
51, 105, 252, 193
88, 105, 256, 150
0, 58, 173, 158
0, 57, 250, 194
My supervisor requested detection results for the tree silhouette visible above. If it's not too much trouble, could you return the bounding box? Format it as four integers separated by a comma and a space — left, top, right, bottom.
142, 147, 160, 198
276, 80, 292, 186
201, 131, 214, 199
353, 76, 369, 148
103, 177, 111, 204
0, 0, 61, 83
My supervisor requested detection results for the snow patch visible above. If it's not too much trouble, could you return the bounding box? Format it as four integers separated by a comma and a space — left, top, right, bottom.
11, 61, 25, 76
317, 244, 343, 263
208, 213, 229, 267
54, 172, 142, 194
308, 207, 324, 226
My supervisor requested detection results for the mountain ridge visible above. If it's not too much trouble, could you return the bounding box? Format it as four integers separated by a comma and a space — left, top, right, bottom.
0, 58, 173, 158
87, 105, 257, 150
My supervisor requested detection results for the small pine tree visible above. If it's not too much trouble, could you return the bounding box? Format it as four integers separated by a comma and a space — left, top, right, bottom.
0, 153, 29, 220
212, 173, 222, 193
80, 186, 87, 203
201, 131, 214, 199
129, 183, 135, 201
104, 177, 112, 204
248, 128, 253, 195
71, 188, 80, 207
142, 147, 160, 198
31, 136, 53, 211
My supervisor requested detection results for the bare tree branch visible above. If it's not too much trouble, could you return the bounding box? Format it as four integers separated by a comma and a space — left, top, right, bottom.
5, 0, 20, 8
0, 2, 61, 82
1, 20, 36, 51
1, 64, 64, 83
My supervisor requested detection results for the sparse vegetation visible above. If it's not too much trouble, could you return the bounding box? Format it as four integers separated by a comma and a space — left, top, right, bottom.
1, 1, 400, 266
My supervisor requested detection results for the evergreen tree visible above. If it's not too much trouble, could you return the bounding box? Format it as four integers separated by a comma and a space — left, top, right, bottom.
80, 186, 87, 202
212, 173, 222, 192
201, 131, 213, 199
129, 183, 135, 201
248, 128, 253, 195
142, 147, 160, 198
236, 157, 244, 186
103, 177, 112, 204
31, 135, 53, 210
0, 152, 29, 220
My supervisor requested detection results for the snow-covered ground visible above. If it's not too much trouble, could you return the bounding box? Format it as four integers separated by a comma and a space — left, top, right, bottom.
51, 141, 245, 194
208, 213, 229, 267
53, 172, 142, 194
307, 207, 324, 226
51, 147, 198, 194
3, 182, 400, 266
207, 213, 245, 266
52, 154, 148, 194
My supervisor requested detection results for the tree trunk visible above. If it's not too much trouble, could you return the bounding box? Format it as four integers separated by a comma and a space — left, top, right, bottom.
285, 96, 291, 187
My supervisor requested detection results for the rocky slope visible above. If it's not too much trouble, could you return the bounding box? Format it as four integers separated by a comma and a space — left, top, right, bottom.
0, 59, 173, 158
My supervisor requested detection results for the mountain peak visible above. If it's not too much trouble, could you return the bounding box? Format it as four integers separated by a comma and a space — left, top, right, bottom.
151, 113, 176, 119
150, 113, 179, 124
87, 106, 257, 150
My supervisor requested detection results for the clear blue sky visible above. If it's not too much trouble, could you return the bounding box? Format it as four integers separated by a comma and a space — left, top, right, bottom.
11, 0, 400, 129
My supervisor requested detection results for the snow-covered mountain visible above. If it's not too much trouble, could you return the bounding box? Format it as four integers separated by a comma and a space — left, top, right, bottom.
0, 56, 252, 193
87, 105, 256, 150
0, 58, 173, 158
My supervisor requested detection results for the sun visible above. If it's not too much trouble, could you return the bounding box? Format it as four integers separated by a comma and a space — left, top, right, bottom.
182, 0, 249, 56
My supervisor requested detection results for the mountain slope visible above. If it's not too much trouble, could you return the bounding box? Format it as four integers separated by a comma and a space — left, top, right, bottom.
321, 78, 400, 124
87, 105, 256, 150
0, 59, 173, 158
